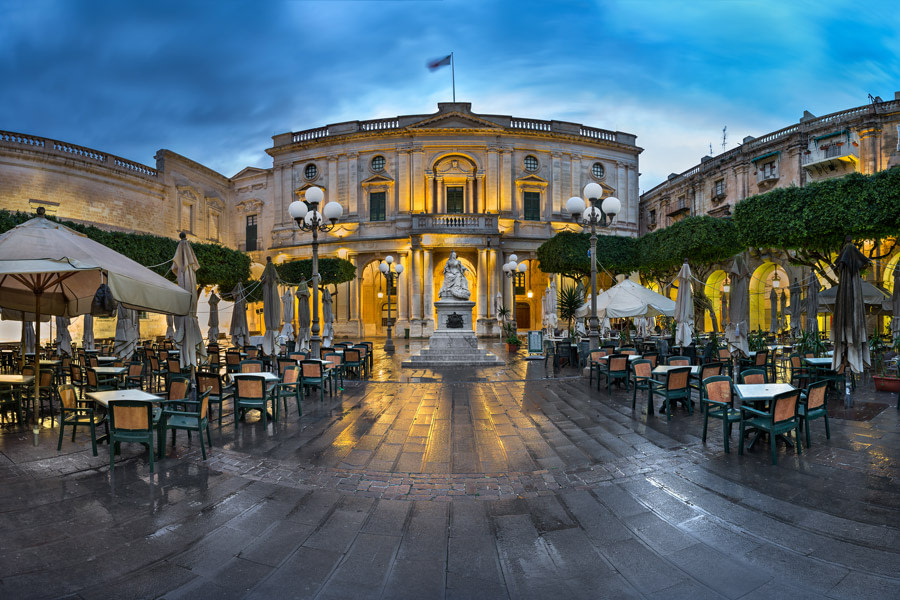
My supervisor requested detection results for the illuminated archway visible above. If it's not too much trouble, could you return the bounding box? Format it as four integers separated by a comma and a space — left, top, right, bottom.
704, 270, 728, 332
748, 262, 789, 332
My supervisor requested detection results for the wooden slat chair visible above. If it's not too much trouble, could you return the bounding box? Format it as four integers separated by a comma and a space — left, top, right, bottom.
739, 369, 767, 385
629, 359, 653, 411
69, 363, 86, 399
692, 361, 724, 407
587, 349, 608, 386
244, 346, 260, 360
701, 376, 741, 453
649, 366, 692, 420
641, 352, 659, 368
342, 349, 365, 379
739, 388, 802, 465
598, 354, 629, 394
789, 353, 810, 388
359, 341, 374, 370
322, 351, 344, 391
667, 356, 691, 366
288, 352, 308, 362
159, 387, 212, 460
57, 383, 107, 456
352, 344, 370, 378
125, 361, 146, 390
108, 400, 160, 473
85, 368, 116, 396
277, 357, 297, 377
233, 375, 275, 428
196, 370, 232, 427
300, 360, 330, 402
276, 366, 302, 418
165, 357, 183, 389
148, 355, 168, 392
224, 350, 242, 374
37, 369, 57, 421
799, 379, 830, 448
240, 359, 264, 373
0, 383, 24, 427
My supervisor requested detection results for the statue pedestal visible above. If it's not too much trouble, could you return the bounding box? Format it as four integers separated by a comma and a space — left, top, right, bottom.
402, 299, 503, 367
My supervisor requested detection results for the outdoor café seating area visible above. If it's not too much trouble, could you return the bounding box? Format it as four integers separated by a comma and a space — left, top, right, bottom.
0, 337, 375, 470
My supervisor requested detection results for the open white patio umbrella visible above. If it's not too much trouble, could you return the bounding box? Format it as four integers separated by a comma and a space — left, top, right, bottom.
789, 277, 802, 337
891, 268, 900, 339
172, 233, 206, 370
769, 288, 778, 334
207, 291, 220, 343
279, 287, 295, 344
55, 316, 72, 357
0, 211, 190, 421
806, 273, 820, 335
674, 262, 694, 347
260, 257, 281, 357
296, 286, 310, 351
832, 242, 870, 375
726, 253, 750, 358
229, 282, 249, 348
588, 280, 676, 319
322, 288, 334, 347
113, 304, 139, 360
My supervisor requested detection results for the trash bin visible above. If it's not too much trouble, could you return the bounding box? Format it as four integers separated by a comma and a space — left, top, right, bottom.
404, 328, 410, 339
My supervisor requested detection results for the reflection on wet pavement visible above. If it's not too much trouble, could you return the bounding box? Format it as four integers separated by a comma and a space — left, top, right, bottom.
1, 339, 899, 599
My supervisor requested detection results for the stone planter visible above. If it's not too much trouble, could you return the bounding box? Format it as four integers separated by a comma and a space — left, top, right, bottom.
506, 343, 520, 353
873, 375, 900, 393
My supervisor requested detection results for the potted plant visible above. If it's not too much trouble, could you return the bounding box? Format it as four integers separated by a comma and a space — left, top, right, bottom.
748, 327, 768, 353
872, 330, 900, 392
497, 306, 520, 352
795, 328, 826, 357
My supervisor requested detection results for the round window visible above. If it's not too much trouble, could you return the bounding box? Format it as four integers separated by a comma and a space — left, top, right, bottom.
591, 162, 605, 179
371, 155, 386, 171
304, 163, 318, 180
524, 155, 539, 172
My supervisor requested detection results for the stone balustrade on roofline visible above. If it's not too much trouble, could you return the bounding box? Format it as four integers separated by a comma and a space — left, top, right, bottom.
641, 96, 900, 197
275, 110, 633, 148
0, 130, 159, 178
410, 213, 499, 235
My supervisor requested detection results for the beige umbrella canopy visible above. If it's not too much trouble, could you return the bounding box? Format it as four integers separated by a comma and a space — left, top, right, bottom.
260, 257, 281, 357
207, 291, 220, 342
296, 286, 310, 351
892, 268, 900, 339
172, 233, 206, 370
831, 243, 870, 375
82, 314, 95, 351
805, 273, 820, 335
229, 282, 249, 348
674, 262, 694, 347
769, 288, 778, 333
0, 212, 191, 424
113, 304, 140, 360
279, 287, 295, 343
322, 288, 334, 347
789, 278, 802, 337
726, 253, 750, 358
55, 316, 72, 357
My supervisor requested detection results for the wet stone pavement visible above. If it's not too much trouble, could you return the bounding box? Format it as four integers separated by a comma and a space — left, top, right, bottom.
1, 340, 899, 599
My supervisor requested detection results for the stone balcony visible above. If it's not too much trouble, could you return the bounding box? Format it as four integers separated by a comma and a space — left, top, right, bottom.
409, 213, 499, 235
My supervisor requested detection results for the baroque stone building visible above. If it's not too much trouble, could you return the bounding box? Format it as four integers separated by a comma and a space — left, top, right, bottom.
0, 102, 642, 339
639, 92, 900, 333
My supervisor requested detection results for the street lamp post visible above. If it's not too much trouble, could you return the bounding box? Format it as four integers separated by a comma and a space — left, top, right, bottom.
378, 255, 404, 353
566, 183, 620, 351
502, 254, 528, 333
288, 186, 343, 359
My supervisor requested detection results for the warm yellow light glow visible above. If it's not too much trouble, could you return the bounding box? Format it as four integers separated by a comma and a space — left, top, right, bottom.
527, 290, 533, 298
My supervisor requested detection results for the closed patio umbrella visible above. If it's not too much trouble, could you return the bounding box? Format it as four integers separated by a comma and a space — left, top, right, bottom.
113, 304, 139, 360
207, 291, 220, 343
82, 314, 95, 351
726, 253, 750, 359
832, 242, 870, 375
721, 292, 728, 327
891, 268, 900, 339
279, 287, 295, 345
165, 314, 175, 340
229, 282, 249, 348
296, 286, 310, 351
322, 288, 334, 347
779, 289, 788, 332
806, 273, 820, 335
789, 278, 802, 338
674, 262, 693, 347
260, 257, 281, 357
171, 233, 206, 371
769, 288, 778, 334
55, 316, 72, 357
23, 321, 35, 355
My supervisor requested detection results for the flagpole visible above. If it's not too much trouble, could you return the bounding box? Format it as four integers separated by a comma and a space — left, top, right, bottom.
451, 52, 455, 102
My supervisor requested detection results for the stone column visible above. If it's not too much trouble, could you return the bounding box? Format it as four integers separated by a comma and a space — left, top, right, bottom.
476, 248, 489, 335
500, 150, 513, 214
422, 249, 434, 335
348, 253, 361, 337
466, 177, 473, 213
397, 150, 409, 213
478, 173, 486, 213
410, 248, 423, 337
328, 154, 339, 206
395, 250, 410, 336
425, 173, 434, 214
437, 177, 445, 213
347, 152, 359, 222
487, 146, 500, 213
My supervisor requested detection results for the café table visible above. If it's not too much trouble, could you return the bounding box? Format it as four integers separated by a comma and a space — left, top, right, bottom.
651, 365, 700, 377
230, 371, 280, 419
86, 389, 165, 449
96, 356, 118, 364
93, 366, 128, 388
803, 357, 833, 382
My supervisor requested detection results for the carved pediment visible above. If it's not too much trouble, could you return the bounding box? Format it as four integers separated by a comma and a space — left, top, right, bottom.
515, 174, 549, 189
206, 196, 225, 212
236, 198, 264, 213
435, 158, 475, 177
408, 112, 504, 131
177, 185, 201, 203
232, 166, 269, 180
361, 173, 395, 188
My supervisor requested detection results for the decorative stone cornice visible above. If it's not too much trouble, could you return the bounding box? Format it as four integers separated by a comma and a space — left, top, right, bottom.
236, 198, 264, 213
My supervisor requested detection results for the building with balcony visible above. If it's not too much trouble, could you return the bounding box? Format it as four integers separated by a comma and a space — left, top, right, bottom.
0, 102, 642, 339
638, 93, 900, 334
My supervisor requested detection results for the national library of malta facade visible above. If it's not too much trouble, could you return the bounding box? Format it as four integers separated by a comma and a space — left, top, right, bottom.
0, 102, 642, 339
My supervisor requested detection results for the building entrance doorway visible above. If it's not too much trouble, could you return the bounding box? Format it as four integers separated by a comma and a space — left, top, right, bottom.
515, 302, 530, 330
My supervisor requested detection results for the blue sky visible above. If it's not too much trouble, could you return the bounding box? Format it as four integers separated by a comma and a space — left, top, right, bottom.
2, 0, 898, 191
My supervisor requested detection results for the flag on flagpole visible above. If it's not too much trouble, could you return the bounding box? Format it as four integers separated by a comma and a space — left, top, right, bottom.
427, 54, 452, 71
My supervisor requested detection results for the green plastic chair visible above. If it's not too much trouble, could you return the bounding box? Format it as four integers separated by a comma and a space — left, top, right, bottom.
587, 349, 607, 387
159, 387, 212, 460
649, 366, 692, 420
342, 349, 365, 379
276, 365, 302, 418
598, 354, 629, 394
629, 359, 653, 412
233, 375, 275, 428
322, 352, 344, 391
196, 370, 232, 427
739, 387, 802, 465
300, 360, 330, 402
799, 379, 830, 448
57, 384, 107, 456
701, 376, 741, 453
108, 399, 160, 473
739, 368, 767, 384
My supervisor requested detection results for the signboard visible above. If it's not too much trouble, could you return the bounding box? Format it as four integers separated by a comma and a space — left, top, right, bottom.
527, 330, 544, 357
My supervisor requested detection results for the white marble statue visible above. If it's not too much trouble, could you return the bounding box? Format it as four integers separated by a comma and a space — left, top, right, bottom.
438, 251, 470, 300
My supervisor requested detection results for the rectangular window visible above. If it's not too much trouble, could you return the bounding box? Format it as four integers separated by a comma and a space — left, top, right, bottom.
209, 213, 219, 240
245, 214, 258, 252
370, 191, 386, 221
514, 272, 526, 295
761, 161, 778, 179
649, 209, 657, 227
181, 203, 193, 233
523, 191, 541, 221
446, 186, 464, 213
714, 179, 725, 196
